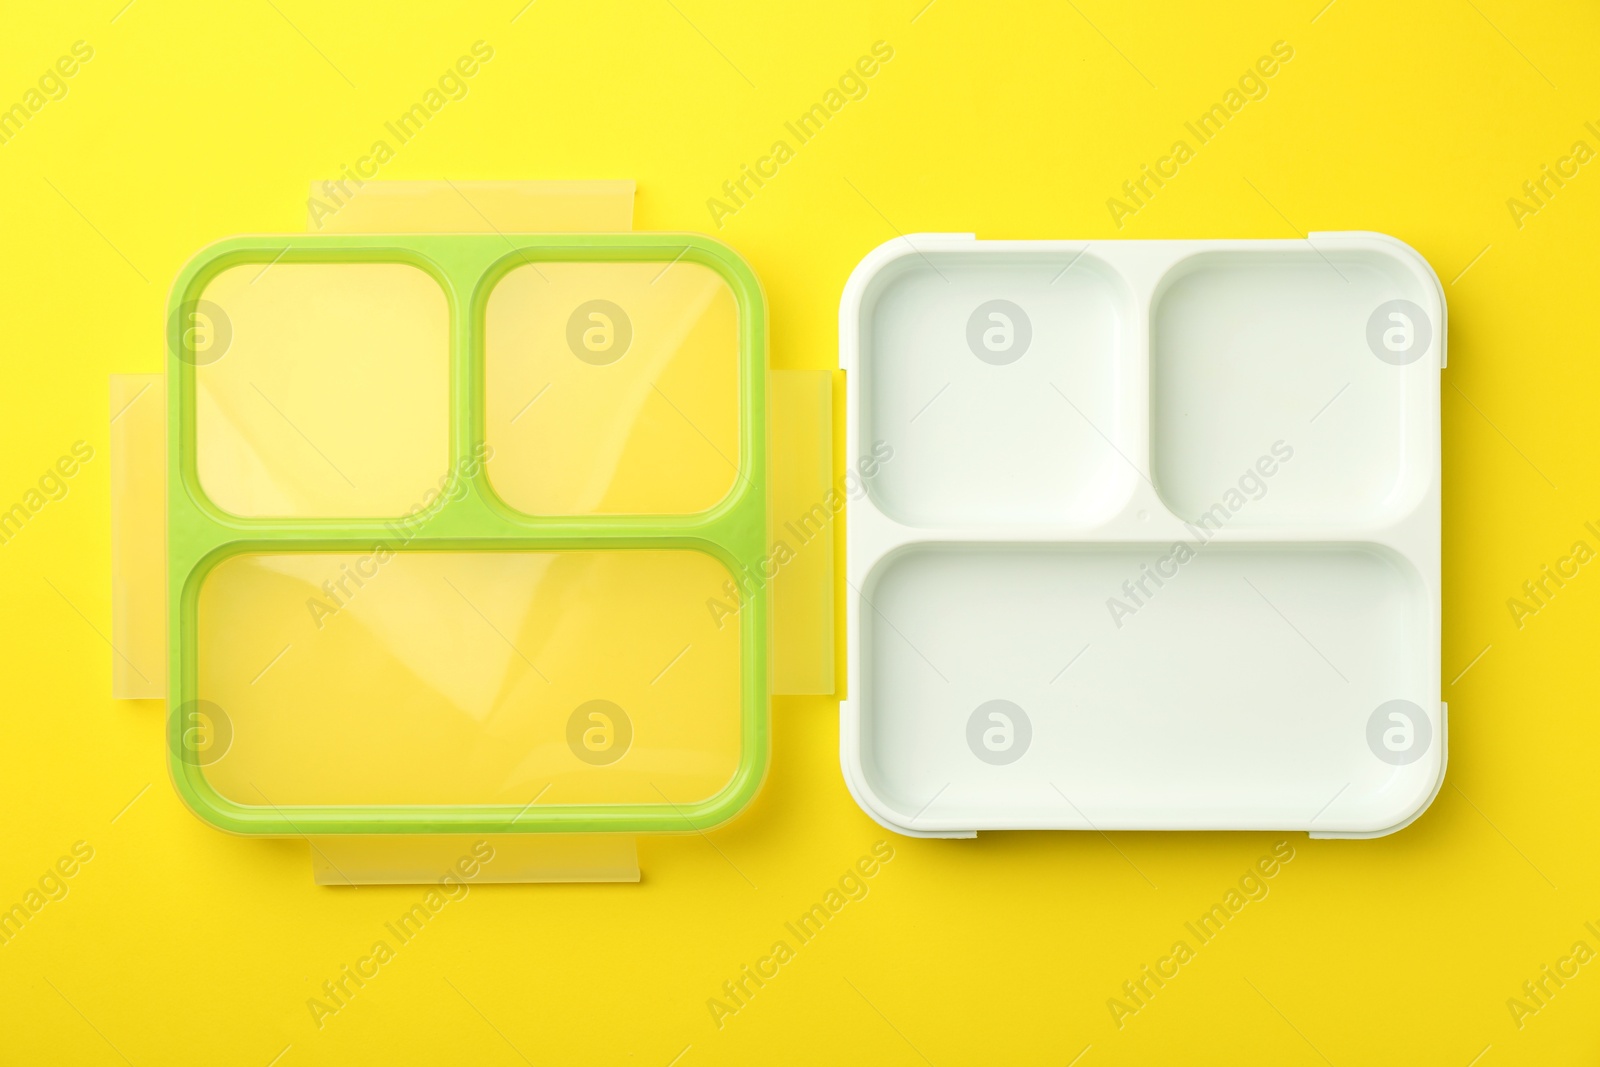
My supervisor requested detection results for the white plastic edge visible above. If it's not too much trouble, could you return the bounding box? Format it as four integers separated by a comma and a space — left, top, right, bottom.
838, 231, 1445, 840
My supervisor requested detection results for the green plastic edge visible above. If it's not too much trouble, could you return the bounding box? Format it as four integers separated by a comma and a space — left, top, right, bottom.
164, 232, 770, 836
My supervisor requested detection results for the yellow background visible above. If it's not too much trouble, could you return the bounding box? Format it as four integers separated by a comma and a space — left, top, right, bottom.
2, 0, 1598, 1063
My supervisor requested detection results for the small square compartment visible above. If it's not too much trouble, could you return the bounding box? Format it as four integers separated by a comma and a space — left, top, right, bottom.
1150, 249, 1437, 528
483, 260, 741, 516
192, 548, 743, 809
194, 262, 451, 518
857, 250, 1135, 527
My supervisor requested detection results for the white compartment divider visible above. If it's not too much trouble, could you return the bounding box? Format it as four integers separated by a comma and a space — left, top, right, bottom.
840, 233, 1443, 838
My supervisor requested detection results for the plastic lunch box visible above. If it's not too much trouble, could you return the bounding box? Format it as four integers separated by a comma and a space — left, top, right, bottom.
162, 231, 771, 836
839, 232, 1443, 839
138, 203, 1441, 850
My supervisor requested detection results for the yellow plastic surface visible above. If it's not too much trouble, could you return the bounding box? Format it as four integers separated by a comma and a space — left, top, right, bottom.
197, 549, 742, 808
195, 263, 451, 518
484, 260, 742, 515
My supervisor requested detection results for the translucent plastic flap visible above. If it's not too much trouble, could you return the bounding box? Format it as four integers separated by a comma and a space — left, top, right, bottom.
311, 179, 635, 235
195, 549, 742, 808
110, 374, 165, 698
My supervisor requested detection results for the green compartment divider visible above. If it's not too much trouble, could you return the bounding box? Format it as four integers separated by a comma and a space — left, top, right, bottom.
165, 233, 770, 835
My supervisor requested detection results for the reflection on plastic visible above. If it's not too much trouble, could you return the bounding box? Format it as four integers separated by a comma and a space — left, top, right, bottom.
194, 263, 450, 518
485, 261, 740, 515
196, 549, 742, 808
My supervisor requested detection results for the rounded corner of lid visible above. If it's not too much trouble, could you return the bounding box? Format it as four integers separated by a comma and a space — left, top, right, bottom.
666, 231, 766, 303
166, 761, 259, 836
167, 236, 247, 324
692, 773, 768, 833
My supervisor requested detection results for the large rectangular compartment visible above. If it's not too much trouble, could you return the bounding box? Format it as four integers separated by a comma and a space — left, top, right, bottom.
840, 233, 1443, 838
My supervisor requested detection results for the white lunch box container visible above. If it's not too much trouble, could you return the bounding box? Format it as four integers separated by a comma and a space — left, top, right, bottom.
840, 232, 1443, 839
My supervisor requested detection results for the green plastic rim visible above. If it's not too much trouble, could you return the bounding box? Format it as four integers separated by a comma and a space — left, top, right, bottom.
165, 232, 770, 835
